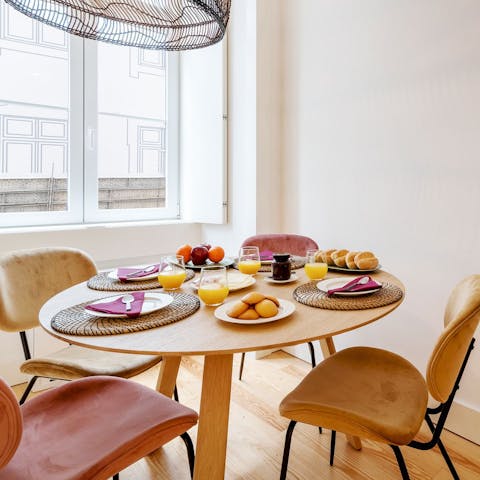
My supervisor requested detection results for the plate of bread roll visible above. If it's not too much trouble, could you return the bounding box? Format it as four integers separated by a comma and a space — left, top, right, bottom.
215, 291, 295, 325
316, 250, 381, 273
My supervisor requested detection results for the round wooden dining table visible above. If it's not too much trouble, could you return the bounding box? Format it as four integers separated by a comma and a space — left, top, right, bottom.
39, 268, 404, 480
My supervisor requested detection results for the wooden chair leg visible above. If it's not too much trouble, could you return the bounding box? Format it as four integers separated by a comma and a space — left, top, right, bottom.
280, 421, 297, 480
238, 352, 246, 381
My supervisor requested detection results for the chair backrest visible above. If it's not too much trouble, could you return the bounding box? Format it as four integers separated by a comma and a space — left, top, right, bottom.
0, 247, 97, 333
241, 234, 318, 257
426, 275, 480, 403
0, 377, 22, 469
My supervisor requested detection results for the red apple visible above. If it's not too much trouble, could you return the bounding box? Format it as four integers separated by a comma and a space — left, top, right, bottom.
191, 246, 209, 265
201, 243, 212, 251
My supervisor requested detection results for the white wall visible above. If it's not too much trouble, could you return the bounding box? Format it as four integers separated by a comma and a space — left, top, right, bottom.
280, 0, 480, 431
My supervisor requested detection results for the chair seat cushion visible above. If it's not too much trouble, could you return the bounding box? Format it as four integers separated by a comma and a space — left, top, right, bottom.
0, 376, 198, 480
279, 347, 428, 445
20, 345, 162, 380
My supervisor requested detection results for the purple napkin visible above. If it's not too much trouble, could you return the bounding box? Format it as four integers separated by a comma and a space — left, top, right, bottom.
85, 292, 145, 318
327, 275, 382, 296
117, 264, 160, 282
260, 250, 274, 261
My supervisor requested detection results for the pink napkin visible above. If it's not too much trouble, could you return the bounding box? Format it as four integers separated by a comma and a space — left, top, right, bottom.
260, 250, 274, 261
327, 275, 382, 296
85, 292, 145, 318
117, 264, 160, 282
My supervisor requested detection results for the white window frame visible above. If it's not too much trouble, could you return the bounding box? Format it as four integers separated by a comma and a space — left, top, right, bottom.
0, 18, 179, 228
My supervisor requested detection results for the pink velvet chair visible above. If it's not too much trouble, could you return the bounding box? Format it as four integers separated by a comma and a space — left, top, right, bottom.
238, 234, 319, 380
0, 375, 198, 480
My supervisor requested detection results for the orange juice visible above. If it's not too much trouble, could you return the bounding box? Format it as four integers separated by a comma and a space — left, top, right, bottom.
158, 271, 186, 290
198, 284, 229, 306
238, 260, 261, 275
304, 262, 328, 280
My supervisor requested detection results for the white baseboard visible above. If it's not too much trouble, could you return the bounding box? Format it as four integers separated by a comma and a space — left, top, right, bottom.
443, 401, 480, 445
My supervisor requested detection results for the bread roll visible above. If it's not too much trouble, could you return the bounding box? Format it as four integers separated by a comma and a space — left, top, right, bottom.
321, 249, 336, 266
241, 292, 266, 305
238, 308, 260, 320
263, 294, 280, 307
332, 249, 349, 267
345, 251, 359, 269
226, 301, 250, 318
254, 299, 279, 318
354, 251, 379, 270
314, 250, 324, 263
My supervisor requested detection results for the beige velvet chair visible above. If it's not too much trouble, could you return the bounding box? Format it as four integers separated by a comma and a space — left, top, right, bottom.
0, 375, 197, 479
0, 247, 163, 404
279, 274, 480, 480
239, 234, 319, 380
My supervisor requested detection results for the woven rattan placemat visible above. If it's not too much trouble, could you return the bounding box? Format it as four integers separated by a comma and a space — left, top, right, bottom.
51, 292, 200, 336
87, 269, 195, 292
293, 282, 403, 310
233, 255, 306, 273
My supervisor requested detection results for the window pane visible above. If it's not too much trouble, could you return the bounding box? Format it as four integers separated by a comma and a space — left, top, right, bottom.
96, 43, 168, 211
0, 3, 70, 215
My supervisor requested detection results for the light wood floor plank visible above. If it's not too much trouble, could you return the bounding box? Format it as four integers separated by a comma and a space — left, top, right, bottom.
12, 352, 480, 479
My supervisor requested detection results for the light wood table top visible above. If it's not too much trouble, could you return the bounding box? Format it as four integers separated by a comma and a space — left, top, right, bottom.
39, 269, 404, 357
39, 267, 404, 480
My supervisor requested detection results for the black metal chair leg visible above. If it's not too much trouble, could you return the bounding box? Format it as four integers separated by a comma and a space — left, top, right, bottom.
307, 341, 316, 368
19, 376, 38, 405
390, 445, 411, 480
239, 352, 246, 380
112, 474, 119, 480
180, 432, 195, 479
173, 384, 179, 402
318, 426, 322, 435
329, 430, 336, 466
280, 421, 297, 480
436, 436, 460, 480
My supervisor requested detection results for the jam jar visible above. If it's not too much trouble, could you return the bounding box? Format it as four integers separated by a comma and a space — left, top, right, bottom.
272, 253, 291, 281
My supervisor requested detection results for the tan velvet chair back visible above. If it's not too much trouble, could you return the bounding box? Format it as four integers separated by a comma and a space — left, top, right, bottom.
0, 247, 97, 333
426, 275, 480, 403
0, 377, 22, 468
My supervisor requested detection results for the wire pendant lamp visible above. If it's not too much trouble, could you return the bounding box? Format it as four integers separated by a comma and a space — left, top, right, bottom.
4, 0, 231, 50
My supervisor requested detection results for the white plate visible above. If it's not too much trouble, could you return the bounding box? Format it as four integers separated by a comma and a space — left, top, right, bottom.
326, 264, 382, 274
215, 299, 295, 325
264, 272, 298, 284
316, 278, 382, 297
191, 272, 256, 292
108, 265, 159, 282
85, 293, 173, 318
185, 257, 234, 270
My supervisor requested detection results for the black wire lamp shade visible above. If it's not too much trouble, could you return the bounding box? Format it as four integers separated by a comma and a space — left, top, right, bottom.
4, 0, 231, 50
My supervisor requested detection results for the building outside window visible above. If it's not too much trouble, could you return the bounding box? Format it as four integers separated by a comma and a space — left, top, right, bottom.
0, 2, 179, 227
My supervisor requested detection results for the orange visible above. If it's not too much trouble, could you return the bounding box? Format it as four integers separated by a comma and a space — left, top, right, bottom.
208, 246, 225, 263
176, 244, 192, 263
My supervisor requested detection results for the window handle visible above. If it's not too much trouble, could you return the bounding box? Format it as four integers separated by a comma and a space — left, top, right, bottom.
86, 127, 96, 151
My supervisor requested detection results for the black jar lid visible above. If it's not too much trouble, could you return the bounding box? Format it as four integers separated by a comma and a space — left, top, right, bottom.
273, 253, 290, 262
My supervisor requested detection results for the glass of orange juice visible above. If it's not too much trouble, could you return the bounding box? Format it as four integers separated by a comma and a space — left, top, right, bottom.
237, 246, 261, 275
158, 255, 187, 290
198, 266, 229, 306
304, 249, 328, 281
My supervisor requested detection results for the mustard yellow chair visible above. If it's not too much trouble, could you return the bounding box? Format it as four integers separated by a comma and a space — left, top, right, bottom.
0, 247, 163, 404
238, 233, 319, 380
279, 275, 480, 479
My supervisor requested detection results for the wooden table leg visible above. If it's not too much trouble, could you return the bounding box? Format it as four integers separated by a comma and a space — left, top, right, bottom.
318, 338, 362, 451
194, 354, 233, 480
156, 355, 181, 397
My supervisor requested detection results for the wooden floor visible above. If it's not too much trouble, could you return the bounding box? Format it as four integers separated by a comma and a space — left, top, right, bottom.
13, 352, 480, 479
